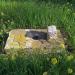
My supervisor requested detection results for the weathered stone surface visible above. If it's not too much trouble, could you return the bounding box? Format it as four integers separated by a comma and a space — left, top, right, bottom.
5, 28, 65, 53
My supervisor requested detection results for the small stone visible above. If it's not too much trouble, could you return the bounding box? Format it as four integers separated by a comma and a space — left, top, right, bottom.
48, 25, 57, 39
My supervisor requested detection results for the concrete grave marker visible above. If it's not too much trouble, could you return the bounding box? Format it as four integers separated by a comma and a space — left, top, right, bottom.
5, 26, 65, 53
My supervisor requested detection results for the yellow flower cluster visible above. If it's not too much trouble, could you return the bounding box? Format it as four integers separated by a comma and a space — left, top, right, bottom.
68, 68, 73, 74
51, 57, 58, 65
67, 54, 74, 61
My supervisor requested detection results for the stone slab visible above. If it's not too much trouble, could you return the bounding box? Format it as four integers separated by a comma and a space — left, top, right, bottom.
5, 29, 65, 53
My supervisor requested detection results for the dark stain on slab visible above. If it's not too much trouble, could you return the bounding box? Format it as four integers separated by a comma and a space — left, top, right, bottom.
26, 31, 47, 40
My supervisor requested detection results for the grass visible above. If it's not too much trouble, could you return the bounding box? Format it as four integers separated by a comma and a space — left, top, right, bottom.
0, 1, 73, 29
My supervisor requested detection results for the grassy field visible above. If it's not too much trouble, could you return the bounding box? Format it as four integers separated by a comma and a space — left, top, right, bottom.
0, 52, 75, 75
0, 0, 75, 75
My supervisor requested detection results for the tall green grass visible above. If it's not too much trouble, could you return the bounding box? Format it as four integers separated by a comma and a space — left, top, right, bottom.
0, 1, 74, 29
0, 52, 75, 75
0, 0, 74, 3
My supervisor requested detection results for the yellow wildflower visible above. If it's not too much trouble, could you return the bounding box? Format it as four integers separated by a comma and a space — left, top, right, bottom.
67, 54, 74, 61
43, 72, 48, 75
51, 57, 58, 65
68, 68, 73, 74
60, 43, 65, 48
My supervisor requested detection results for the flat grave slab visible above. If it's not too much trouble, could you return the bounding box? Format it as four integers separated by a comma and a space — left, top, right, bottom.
5, 26, 65, 53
